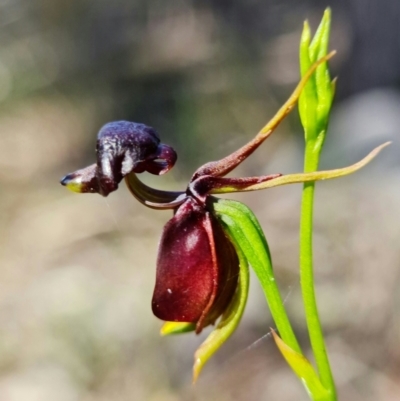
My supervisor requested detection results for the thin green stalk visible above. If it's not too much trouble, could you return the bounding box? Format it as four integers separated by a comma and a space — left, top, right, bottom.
257, 241, 302, 354
300, 143, 336, 400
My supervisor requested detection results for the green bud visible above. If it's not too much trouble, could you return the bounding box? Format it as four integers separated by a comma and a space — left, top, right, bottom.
299, 8, 333, 144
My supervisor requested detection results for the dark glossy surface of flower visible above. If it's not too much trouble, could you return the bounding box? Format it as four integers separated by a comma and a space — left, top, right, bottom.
153, 197, 239, 333
60, 121, 177, 196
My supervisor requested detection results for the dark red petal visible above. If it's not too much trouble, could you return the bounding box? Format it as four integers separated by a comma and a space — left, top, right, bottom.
152, 198, 218, 325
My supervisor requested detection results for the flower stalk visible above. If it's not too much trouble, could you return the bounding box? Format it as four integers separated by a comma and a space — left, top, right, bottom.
298, 9, 336, 400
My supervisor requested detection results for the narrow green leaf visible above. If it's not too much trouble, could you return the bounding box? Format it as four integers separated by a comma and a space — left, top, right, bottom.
193, 229, 249, 383
272, 330, 331, 400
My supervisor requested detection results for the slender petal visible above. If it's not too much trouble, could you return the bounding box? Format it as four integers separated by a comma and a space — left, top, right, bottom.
210, 142, 391, 194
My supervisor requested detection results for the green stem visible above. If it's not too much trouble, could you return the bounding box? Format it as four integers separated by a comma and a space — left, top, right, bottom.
300, 142, 337, 400
256, 241, 302, 354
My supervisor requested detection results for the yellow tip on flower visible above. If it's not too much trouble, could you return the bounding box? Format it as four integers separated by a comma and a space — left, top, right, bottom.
61, 176, 86, 193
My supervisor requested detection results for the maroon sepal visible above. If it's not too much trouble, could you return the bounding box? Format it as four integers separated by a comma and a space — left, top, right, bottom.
152, 197, 239, 333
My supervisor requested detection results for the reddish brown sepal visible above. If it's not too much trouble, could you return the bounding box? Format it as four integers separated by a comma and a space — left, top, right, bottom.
152, 197, 239, 333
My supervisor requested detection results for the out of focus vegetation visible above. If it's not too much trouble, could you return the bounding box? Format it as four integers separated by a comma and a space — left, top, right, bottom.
0, 1, 399, 400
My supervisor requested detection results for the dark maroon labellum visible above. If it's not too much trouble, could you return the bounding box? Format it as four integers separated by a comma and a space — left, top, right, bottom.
152, 197, 239, 333
96, 121, 171, 194
60, 121, 177, 196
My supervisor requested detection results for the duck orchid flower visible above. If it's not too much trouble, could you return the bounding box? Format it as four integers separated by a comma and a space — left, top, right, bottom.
61, 52, 389, 381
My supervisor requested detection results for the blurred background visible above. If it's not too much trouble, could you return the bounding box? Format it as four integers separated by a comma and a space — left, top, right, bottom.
0, 0, 399, 400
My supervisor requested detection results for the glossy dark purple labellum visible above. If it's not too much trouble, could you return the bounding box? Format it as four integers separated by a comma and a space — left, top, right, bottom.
152, 197, 239, 333
60, 121, 177, 196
